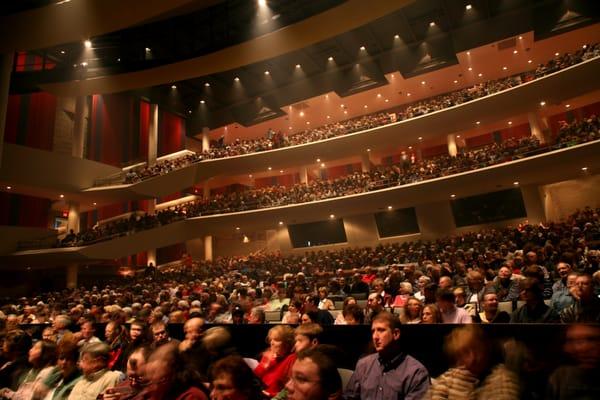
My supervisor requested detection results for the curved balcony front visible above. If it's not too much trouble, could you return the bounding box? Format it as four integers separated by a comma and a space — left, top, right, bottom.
84, 56, 600, 200
7, 140, 599, 264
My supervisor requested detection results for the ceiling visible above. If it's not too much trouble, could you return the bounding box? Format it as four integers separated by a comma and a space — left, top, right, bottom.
7, 0, 600, 131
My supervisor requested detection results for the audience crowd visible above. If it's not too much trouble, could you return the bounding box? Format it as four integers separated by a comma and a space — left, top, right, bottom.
116, 43, 599, 185
58, 113, 598, 248
2, 207, 600, 399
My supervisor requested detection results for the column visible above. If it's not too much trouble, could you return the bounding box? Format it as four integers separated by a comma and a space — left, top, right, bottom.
203, 180, 211, 199
72, 96, 86, 158
66, 263, 78, 289
201, 127, 210, 153
67, 202, 80, 234
0, 52, 14, 167
361, 152, 372, 172
147, 199, 156, 215
528, 112, 550, 144
447, 134, 458, 157
520, 184, 546, 224
146, 199, 157, 266
204, 235, 213, 261
148, 103, 159, 166
415, 200, 456, 240
299, 167, 308, 184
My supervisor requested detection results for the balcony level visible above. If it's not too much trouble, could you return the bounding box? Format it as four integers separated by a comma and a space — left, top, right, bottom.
5, 139, 599, 264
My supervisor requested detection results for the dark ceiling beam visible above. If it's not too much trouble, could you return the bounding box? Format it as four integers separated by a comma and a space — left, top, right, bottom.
38, 0, 415, 97
0, 0, 198, 53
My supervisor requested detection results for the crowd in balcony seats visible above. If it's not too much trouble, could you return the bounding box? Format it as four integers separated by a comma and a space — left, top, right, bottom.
3, 207, 600, 399
108, 43, 600, 186
57, 113, 599, 248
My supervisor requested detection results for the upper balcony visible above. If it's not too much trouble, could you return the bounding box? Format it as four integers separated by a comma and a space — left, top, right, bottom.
80, 55, 600, 200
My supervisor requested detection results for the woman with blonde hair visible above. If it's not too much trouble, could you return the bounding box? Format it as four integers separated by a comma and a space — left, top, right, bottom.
253, 325, 296, 397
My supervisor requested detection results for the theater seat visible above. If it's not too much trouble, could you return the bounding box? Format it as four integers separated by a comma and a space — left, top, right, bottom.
244, 357, 259, 371
498, 301, 513, 314
338, 368, 354, 390
265, 310, 281, 322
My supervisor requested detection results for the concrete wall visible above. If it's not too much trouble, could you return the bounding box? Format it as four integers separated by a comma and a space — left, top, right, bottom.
541, 175, 600, 222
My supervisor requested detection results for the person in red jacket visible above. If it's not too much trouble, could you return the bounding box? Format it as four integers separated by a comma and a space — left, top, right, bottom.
253, 325, 296, 397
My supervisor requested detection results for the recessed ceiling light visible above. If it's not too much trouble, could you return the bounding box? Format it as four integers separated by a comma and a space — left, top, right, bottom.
450, 194, 456, 198
513, 50, 518, 54
234, 77, 240, 82
508, 121, 512, 125
408, 146, 412, 149
421, 81, 426, 85
377, 93, 382, 98
236, 227, 240, 230
478, 73, 483, 77
359, 46, 366, 51
367, 148, 371, 152
249, 174, 253, 178
296, 64, 301, 69
466, 4, 472, 10
316, 158, 321, 162
454, 80, 458, 83
188, 110, 192, 114
456, 135, 461, 138
288, 126, 292, 130
204, 82, 210, 87
555, 52, 559, 56
518, 36, 523, 40
364, 105, 368, 109
93, 202, 97, 206
418, 136, 423, 140
171, 84, 177, 89
6, 186, 11, 190
394, 34, 400, 39
328, 56, 334, 61
502, 66, 507, 70
385, 99, 389, 102
581, 167, 588, 171
513, 181, 519, 185
278, 221, 284, 225
466, 51, 471, 55
407, 93, 411, 97
528, 59, 532, 64
429, 22, 435, 27
387, 205, 393, 210
468, 67, 472, 71
279, 170, 284, 173
268, 167, 272, 170
299, 111, 305, 117
540, 101, 546, 106
476, 121, 481, 125
565, 104, 571, 108
200, 100, 205, 104
306, 121, 310, 125
60, 50, 65, 54
344, 111, 348, 114
326, 115, 330, 119
60, 194, 64, 198
321, 163, 326, 168
329, 214, 335, 219
84, 40, 92, 48
145, 47, 151, 52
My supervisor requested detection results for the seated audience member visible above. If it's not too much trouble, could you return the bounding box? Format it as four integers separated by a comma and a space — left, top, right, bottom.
44, 342, 81, 400
198, 327, 236, 380
465, 271, 486, 311
302, 296, 334, 326
285, 347, 343, 400
427, 325, 519, 399
365, 292, 385, 324
52, 316, 74, 346
116, 320, 149, 372
210, 356, 268, 400
414, 276, 431, 302
491, 266, 521, 302
254, 325, 296, 397
344, 312, 430, 399
551, 271, 578, 313
0, 330, 32, 391
77, 320, 101, 348
333, 297, 356, 325
247, 308, 266, 324
100, 346, 150, 400
422, 283, 439, 305
41, 328, 56, 343
294, 324, 323, 353
438, 276, 453, 291
269, 288, 290, 312
547, 324, 600, 399
391, 282, 413, 308
400, 297, 423, 324
0, 339, 57, 400
150, 321, 179, 348
339, 303, 364, 325
281, 301, 302, 324
104, 321, 129, 371
436, 289, 472, 324
317, 287, 335, 311
347, 274, 369, 297
143, 342, 208, 400
510, 278, 559, 323
68, 342, 123, 400
422, 304, 443, 324
473, 292, 510, 323
453, 287, 476, 316
372, 278, 391, 306
560, 273, 600, 323
551, 262, 573, 298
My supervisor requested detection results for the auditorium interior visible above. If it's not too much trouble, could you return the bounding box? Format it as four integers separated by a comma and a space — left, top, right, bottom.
0, 0, 599, 399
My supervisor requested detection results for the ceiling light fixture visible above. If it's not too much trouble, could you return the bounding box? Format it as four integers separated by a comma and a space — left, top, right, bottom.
359, 46, 366, 51
329, 214, 335, 219
540, 101, 546, 106
328, 56, 334, 61
84, 40, 92, 48
466, 4, 472, 10
171, 85, 177, 89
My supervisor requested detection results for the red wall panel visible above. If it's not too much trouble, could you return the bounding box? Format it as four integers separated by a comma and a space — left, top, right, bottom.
4, 93, 56, 151
158, 111, 185, 156
0, 193, 49, 228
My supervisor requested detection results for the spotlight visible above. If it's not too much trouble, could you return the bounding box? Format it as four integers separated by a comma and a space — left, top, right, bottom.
200, 100, 205, 104
528, 59, 532, 64
6, 186, 11, 190
476, 121, 480, 125
513, 181, 519, 186
565, 104, 571, 108
234, 77, 240, 82
508, 121, 512, 125
581, 167, 588, 171
84, 40, 92, 48
513, 50, 518, 54
278, 221, 284, 226
60, 194, 65, 198
453, 80, 458, 83
264, 70, 270, 75
394, 34, 400, 39
328, 56, 334, 61
145, 47, 151, 52
387, 206, 393, 210
450, 194, 456, 198
204, 82, 210, 87
429, 22, 435, 27
540, 101, 546, 106
171, 85, 177, 89
421, 81, 426, 85
466, 4, 472, 10
329, 214, 335, 219
359, 46, 366, 51
296, 64, 301, 69
268, 167, 272, 171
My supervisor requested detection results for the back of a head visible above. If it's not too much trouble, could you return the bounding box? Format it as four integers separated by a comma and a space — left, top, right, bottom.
4, 330, 32, 358
203, 326, 232, 354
